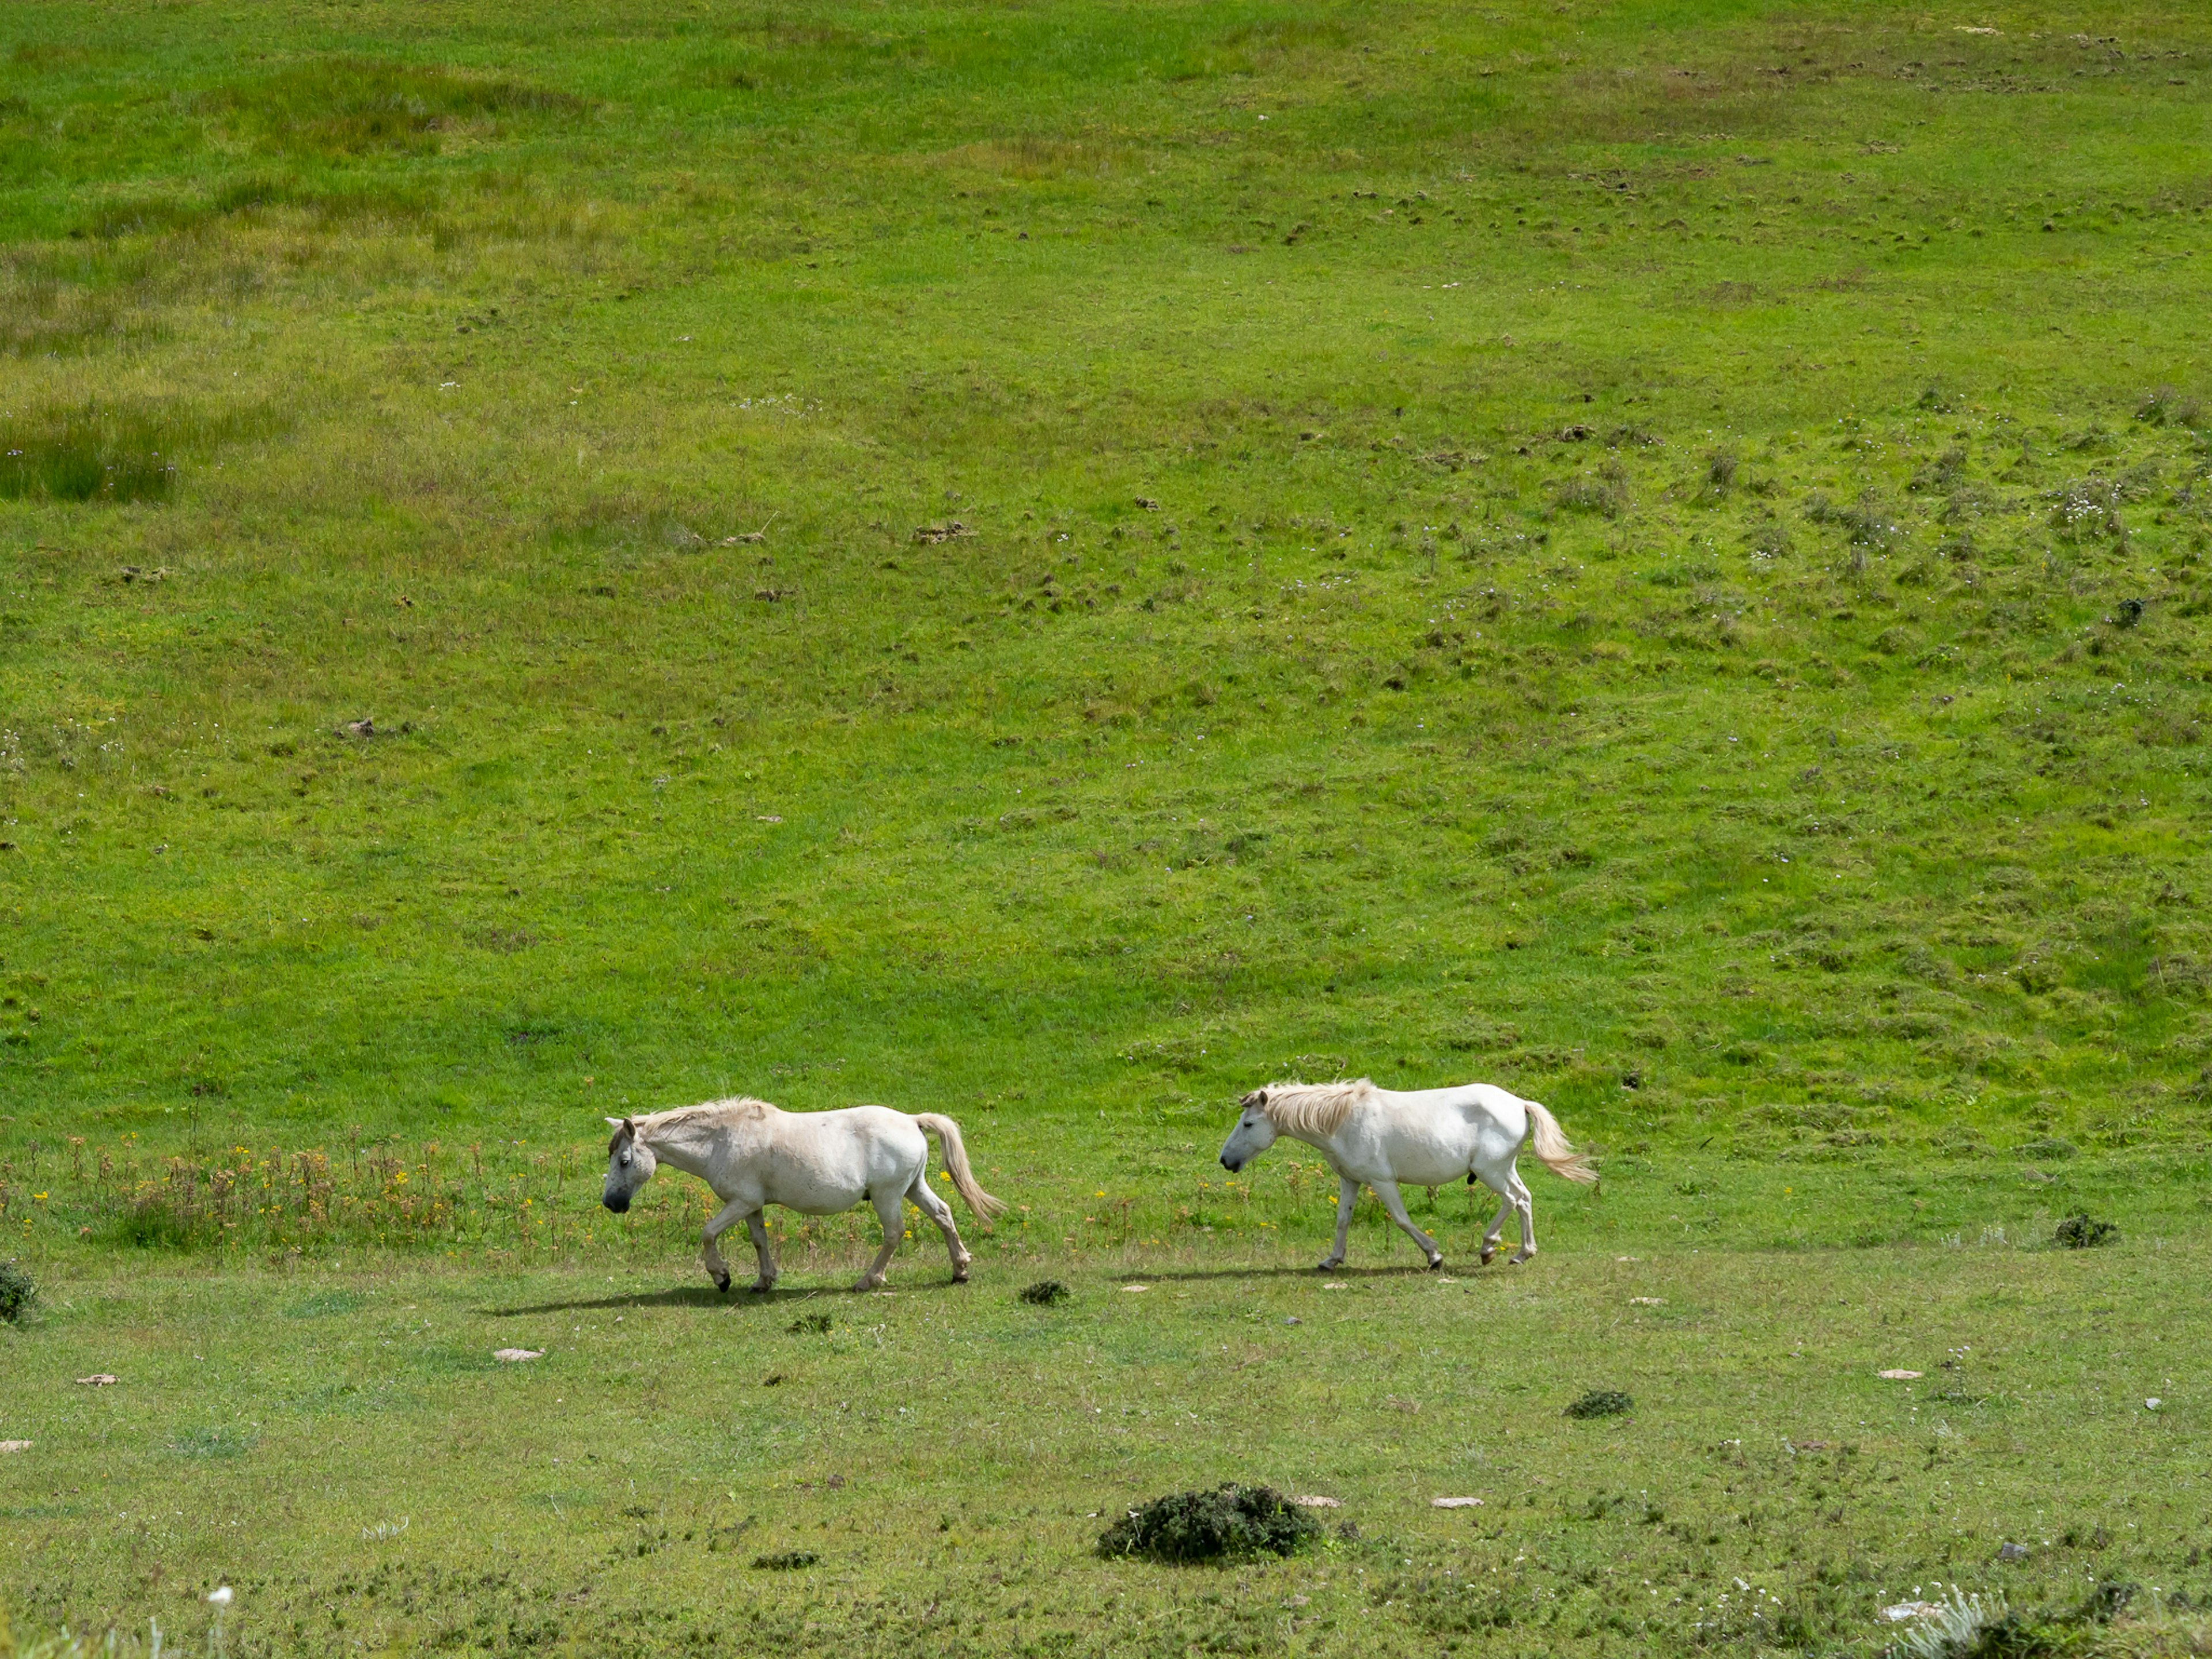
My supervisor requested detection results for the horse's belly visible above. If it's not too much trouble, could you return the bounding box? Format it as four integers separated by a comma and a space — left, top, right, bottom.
1391, 1149, 1474, 1188
759, 1159, 873, 1216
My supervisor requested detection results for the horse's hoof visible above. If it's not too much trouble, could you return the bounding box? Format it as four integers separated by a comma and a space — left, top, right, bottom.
1426, 1255, 1445, 1272
1479, 1247, 1498, 1267
951, 1264, 971, 1284
1315, 1260, 1341, 1273
748, 1279, 776, 1294
714, 1272, 732, 1294
1508, 1251, 1534, 1266
855, 1275, 886, 1292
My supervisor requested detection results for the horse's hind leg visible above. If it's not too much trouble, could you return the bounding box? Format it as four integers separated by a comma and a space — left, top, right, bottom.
856, 1188, 904, 1291
908, 1176, 972, 1283
1372, 1179, 1445, 1271
1506, 1165, 1538, 1266
744, 1212, 779, 1293
1469, 1168, 1514, 1266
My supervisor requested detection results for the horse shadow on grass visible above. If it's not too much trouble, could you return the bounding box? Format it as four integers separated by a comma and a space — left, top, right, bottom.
1109, 1263, 1502, 1285
483, 1262, 1487, 1317
478, 1280, 969, 1317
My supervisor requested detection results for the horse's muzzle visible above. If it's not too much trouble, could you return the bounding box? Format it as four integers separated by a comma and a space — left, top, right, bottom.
602, 1194, 630, 1214
1219, 1155, 1241, 1173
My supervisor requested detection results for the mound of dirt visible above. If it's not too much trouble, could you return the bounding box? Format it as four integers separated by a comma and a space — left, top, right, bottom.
1097, 1484, 1318, 1563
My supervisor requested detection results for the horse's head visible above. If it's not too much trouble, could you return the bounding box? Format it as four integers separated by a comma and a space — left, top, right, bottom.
1218, 1089, 1279, 1173
601, 1117, 657, 1213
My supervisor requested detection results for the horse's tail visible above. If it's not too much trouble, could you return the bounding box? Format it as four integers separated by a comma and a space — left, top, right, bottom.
1523, 1100, 1597, 1185
915, 1113, 1009, 1219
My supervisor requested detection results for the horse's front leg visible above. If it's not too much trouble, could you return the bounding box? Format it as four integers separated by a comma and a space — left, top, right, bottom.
700, 1198, 752, 1293
1372, 1179, 1445, 1270
744, 1211, 779, 1293
1319, 1177, 1357, 1270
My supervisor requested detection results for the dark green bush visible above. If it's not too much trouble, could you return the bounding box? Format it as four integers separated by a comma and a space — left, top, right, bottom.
2055, 1214, 2118, 1249
1097, 1484, 1317, 1563
1018, 1279, 1070, 1305
0, 1260, 33, 1322
1565, 1389, 1634, 1419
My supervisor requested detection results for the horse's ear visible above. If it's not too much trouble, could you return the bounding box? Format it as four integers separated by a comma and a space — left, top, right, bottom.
1240, 1088, 1268, 1111
604, 1117, 626, 1130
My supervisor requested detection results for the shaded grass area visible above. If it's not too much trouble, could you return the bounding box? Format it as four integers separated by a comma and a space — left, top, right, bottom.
2, 1234, 2209, 1656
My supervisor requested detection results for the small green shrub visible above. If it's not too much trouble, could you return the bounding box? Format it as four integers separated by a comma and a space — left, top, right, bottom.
1097, 1484, 1317, 1563
2055, 1214, 2118, 1249
786, 1312, 832, 1334
1018, 1279, 1070, 1305
0, 1261, 35, 1323
751, 1550, 819, 1570
1565, 1389, 1634, 1419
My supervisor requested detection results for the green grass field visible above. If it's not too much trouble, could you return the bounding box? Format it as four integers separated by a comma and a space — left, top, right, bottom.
2, 0, 2210, 1649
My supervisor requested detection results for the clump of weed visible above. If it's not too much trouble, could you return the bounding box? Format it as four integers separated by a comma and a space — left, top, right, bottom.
2137, 386, 2202, 428
2050, 479, 2126, 543
1018, 1279, 1070, 1305
1706, 449, 1738, 497
1889, 1586, 2013, 1658
751, 1550, 820, 1570
1748, 519, 1793, 562
1916, 382, 1962, 414
2054, 1214, 2118, 1249
1565, 1389, 1633, 1419
2075, 1581, 2136, 1623
786, 1312, 832, 1334
1555, 463, 1629, 518
1806, 490, 1906, 551
0, 1260, 35, 1323
1097, 1484, 1317, 1563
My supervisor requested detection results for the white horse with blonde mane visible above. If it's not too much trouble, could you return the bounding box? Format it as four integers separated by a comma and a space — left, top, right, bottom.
601, 1098, 1005, 1293
1218, 1078, 1596, 1268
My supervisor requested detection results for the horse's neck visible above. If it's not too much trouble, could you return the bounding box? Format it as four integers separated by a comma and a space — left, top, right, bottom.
1279, 1124, 1346, 1161
641, 1118, 720, 1180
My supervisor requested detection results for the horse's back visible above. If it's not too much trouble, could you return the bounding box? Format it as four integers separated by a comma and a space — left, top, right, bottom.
1380, 1082, 1531, 1126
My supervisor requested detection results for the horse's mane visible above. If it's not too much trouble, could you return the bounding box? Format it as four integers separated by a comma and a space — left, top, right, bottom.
626, 1097, 775, 1146
1255, 1079, 1376, 1137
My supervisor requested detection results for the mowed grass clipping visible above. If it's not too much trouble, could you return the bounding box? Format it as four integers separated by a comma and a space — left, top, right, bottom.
1, 0, 2211, 1648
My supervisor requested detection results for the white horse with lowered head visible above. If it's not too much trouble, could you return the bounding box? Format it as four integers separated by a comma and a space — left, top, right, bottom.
601, 1097, 1005, 1292
1218, 1078, 1596, 1268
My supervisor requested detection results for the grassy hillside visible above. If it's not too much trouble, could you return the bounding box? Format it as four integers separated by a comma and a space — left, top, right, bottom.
4, 0, 2212, 1652
3, 0, 2208, 1207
